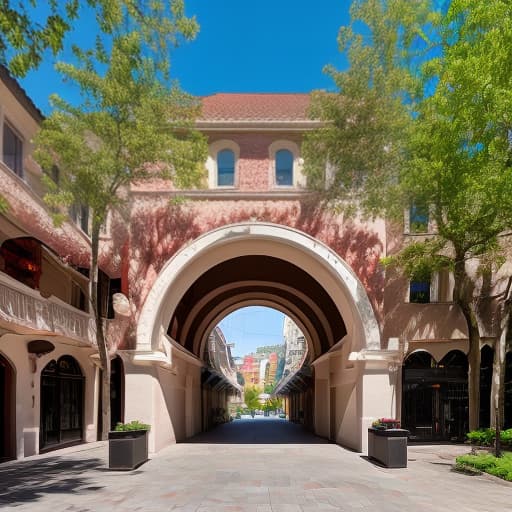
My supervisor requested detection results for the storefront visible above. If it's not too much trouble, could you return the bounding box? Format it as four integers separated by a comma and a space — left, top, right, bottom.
402, 350, 468, 441
40, 356, 84, 451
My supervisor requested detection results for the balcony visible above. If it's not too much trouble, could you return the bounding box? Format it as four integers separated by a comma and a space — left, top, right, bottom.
0, 272, 96, 346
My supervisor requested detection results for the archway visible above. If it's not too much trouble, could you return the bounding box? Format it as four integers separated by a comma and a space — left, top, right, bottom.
137, 223, 380, 358
402, 350, 468, 441
40, 356, 84, 451
110, 356, 124, 430
130, 223, 389, 452
0, 353, 15, 461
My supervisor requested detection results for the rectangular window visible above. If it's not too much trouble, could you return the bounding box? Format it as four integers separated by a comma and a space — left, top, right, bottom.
409, 280, 431, 303
217, 149, 235, 186
3, 123, 23, 177
276, 149, 293, 186
409, 204, 429, 233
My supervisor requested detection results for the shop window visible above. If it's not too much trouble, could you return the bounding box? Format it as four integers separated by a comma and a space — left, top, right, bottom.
217, 149, 235, 186
402, 350, 468, 441
0, 238, 42, 289
409, 280, 430, 303
2, 123, 23, 177
275, 149, 293, 186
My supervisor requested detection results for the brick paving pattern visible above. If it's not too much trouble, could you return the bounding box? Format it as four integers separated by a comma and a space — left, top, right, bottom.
1, 417, 511, 511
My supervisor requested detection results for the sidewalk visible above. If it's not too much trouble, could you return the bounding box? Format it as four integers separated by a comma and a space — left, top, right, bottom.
1, 419, 510, 511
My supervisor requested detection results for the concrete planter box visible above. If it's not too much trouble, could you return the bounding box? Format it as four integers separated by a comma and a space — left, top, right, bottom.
108, 429, 148, 470
368, 428, 408, 468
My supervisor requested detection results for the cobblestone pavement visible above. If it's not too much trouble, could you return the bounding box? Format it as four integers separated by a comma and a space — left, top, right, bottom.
1, 418, 511, 511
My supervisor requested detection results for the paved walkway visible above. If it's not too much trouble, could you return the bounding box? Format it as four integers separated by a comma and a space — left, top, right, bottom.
1, 418, 511, 511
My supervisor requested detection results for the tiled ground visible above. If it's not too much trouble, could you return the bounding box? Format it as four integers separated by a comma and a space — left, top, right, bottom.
1, 418, 511, 511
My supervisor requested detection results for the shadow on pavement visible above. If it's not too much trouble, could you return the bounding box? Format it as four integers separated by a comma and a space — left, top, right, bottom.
186, 418, 329, 444
0, 456, 105, 506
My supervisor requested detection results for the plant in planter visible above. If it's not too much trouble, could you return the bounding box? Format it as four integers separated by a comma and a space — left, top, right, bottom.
371, 418, 401, 430
368, 418, 408, 468
109, 420, 151, 470
114, 420, 151, 432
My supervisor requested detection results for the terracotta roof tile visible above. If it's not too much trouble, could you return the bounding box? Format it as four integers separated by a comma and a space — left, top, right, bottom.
200, 93, 311, 121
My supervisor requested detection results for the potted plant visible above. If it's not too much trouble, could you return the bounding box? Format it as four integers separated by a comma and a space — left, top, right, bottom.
108, 420, 150, 470
368, 418, 408, 468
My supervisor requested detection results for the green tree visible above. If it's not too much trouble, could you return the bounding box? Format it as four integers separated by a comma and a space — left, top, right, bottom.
303, 0, 512, 432
396, 0, 512, 432
35, 1, 207, 439
243, 386, 262, 412
303, 0, 435, 217
0, 1, 198, 77
263, 396, 282, 413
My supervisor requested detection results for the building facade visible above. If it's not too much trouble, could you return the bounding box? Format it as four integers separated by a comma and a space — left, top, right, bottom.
2, 69, 511, 461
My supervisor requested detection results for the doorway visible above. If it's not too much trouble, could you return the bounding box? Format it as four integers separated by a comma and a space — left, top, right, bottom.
402, 350, 468, 441
0, 354, 15, 461
40, 356, 84, 451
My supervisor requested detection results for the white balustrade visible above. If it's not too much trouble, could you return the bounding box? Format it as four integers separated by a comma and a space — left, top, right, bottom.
0, 272, 96, 345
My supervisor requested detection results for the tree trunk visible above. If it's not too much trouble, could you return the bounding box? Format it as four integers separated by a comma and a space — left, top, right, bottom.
453, 253, 480, 432
91, 220, 111, 440
493, 295, 511, 457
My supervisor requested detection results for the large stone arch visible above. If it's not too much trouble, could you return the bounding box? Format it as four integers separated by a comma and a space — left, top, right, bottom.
128, 222, 395, 453
136, 222, 381, 359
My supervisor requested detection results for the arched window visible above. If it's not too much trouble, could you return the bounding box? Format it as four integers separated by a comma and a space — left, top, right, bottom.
217, 149, 235, 186
275, 149, 293, 186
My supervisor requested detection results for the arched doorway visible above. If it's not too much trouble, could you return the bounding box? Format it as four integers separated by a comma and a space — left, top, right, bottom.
479, 345, 494, 428
0, 354, 15, 461
40, 356, 84, 451
110, 356, 124, 430
131, 223, 389, 453
402, 350, 468, 441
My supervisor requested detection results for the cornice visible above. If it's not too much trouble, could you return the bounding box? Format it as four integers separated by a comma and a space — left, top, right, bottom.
196, 120, 323, 132
131, 188, 315, 201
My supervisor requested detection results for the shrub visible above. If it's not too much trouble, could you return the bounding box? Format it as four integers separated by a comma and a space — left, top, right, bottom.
466, 428, 495, 446
466, 428, 512, 446
114, 420, 151, 432
455, 452, 512, 482
501, 428, 512, 446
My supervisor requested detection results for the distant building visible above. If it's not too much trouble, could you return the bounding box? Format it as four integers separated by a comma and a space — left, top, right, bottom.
265, 352, 279, 384
281, 316, 307, 378
240, 354, 261, 386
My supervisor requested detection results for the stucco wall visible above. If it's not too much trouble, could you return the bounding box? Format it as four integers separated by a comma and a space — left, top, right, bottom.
127, 196, 386, 339
0, 334, 97, 458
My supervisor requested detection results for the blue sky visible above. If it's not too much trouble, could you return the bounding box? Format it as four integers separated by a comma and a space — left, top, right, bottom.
16, 2, 352, 356
219, 307, 286, 358
19, 0, 350, 114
